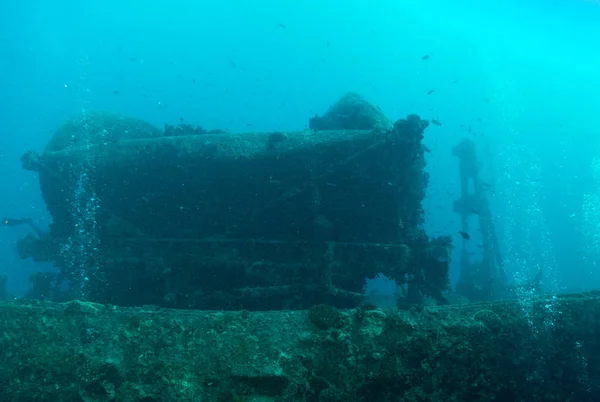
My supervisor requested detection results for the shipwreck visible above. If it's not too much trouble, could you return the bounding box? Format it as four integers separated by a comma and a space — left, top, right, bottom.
17, 92, 451, 310
1, 93, 598, 401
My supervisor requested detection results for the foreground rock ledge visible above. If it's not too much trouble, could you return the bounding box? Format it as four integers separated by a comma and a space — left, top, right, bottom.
1, 293, 599, 401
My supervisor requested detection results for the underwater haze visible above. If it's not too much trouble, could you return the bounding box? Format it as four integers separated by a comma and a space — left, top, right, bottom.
1, 0, 600, 298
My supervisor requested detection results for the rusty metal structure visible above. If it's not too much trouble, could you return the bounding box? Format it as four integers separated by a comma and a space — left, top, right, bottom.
16, 94, 452, 310
452, 139, 506, 301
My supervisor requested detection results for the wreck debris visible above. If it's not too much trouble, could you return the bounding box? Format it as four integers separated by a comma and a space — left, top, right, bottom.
19, 94, 450, 310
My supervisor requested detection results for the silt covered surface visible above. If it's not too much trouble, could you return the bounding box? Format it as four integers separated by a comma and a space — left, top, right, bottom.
0, 292, 599, 401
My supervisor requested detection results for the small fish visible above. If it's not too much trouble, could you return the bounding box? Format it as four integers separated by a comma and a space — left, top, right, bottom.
369, 29, 377, 36
468, 125, 472, 133
179, 117, 184, 122
111, 90, 120, 95
471, 209, 481, 215
2, 217, 44, 238
451, 80, 458, 84
192, 78, 196, 84
3, 217, 31, 227
230, 60, 236, 69
458, 231, 470, 240
423, 145, 431, 153
279, 23, 286, 29
427, 89, 436, 95
421, 54, 430, 60
431, 119, 442, 126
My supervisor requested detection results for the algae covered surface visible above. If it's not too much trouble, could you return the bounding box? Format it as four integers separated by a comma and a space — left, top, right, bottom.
1, 292, 599, 401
